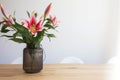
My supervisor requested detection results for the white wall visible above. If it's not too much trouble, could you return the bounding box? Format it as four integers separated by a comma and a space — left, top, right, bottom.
0, 0, 119, 64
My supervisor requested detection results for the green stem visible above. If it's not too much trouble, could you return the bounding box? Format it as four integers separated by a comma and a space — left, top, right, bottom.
41, 16, 46, 26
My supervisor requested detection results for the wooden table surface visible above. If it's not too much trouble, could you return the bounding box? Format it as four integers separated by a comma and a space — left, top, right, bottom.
0, 64, 114, 80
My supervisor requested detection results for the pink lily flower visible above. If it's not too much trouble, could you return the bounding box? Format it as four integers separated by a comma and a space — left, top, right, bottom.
50, 15, 58, 27
44, 3, 52, 17
0, 3, 7, 18
23, 15, 44, 35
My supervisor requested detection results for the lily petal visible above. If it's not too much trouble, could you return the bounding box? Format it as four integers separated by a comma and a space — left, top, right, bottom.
22, 20, 30, 28
36, 20, 44, 31
30, 15, 37, 26
53, 17, 57, 26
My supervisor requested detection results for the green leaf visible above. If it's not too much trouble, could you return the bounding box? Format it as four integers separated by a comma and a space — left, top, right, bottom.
46, 18, 51, 22
1, 25, 10, 33
13, 32, 21, 38
10, 38, 24, 43
13, 11, 16, 18
12, 22, 34, 44
0, 21, 5, 25
34, 13, 37, 17
46, 18, 55, 26
33, 30, 45, 45
44, 24, 55, 29
47, 34, 56, 38
46, 33, 56, 41
27, 11, 30, 18
0, 35, 13, 38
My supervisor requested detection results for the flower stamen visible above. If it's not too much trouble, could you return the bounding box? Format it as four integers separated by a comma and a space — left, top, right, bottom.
29, 24, 36, 34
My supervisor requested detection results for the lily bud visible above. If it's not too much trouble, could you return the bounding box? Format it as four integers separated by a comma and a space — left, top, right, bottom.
0, 3, 7, 17
44, 3, 52, 17
9, 15, 14, 24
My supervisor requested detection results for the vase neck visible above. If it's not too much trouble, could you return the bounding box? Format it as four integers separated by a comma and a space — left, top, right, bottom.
26, 44, 40, 49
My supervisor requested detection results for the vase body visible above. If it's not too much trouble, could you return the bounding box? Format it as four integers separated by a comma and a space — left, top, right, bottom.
23, 48, 43, 73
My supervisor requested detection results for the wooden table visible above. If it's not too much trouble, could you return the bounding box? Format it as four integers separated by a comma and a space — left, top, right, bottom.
0, 64, 114, 80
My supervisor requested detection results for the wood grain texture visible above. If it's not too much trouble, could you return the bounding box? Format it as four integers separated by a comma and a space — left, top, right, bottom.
0, 64, 114, 80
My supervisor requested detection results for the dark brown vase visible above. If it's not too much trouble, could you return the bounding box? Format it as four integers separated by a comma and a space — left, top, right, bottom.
23, 48, 43, 73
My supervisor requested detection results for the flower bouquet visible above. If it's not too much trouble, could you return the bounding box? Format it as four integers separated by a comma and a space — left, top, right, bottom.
0, 3, 58, 73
